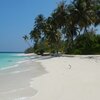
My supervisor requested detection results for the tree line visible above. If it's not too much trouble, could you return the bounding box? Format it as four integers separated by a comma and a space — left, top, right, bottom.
23, 0, 100, 55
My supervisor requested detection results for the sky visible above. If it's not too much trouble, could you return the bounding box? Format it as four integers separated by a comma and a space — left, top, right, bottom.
0, 0, 65, 52
0, 0, 100, 52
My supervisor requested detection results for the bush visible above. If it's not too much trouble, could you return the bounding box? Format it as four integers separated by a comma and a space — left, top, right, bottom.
73, 31, 100, 54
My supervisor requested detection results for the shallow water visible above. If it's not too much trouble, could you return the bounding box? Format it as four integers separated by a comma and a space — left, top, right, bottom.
0, 56, 47, 100
0, 53, 27, 69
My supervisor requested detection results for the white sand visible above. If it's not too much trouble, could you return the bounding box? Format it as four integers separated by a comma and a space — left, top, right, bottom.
0, 55, 100, 100
0, 60, 46, 100
31, 55, 100, 100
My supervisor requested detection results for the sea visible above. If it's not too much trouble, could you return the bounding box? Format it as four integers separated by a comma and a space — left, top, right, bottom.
0, 52, 28, 70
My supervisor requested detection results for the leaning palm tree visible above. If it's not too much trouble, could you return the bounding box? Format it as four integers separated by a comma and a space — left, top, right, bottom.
29, 14, 45, 43
44, 16, 61, 54
29, 14, 46, 54
52, 1, 79, 52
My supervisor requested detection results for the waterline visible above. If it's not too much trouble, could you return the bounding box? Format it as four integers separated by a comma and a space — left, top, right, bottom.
0, 53, 28, 70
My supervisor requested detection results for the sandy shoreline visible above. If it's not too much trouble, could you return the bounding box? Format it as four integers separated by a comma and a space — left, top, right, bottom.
0, 59, 47, 100
0, 55, 100, 100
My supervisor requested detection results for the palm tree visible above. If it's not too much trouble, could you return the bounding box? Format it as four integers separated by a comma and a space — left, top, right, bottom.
94, 0, 100, 26
72, 0, 97, 32
52, 1, 78, 52
29, 14, 46, 54
44, 16, 62, 54
31, 15, 45, 40
25, 0, 100, 54
51, 1, 67, 28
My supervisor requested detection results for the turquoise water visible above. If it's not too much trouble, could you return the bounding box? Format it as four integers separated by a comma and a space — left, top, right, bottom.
0, 53, 27, 69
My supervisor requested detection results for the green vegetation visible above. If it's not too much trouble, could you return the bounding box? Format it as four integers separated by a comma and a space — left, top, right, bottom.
23, 0, 100, 55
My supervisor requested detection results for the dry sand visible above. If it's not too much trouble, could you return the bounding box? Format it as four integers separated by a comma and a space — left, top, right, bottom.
31, 55, 100, 100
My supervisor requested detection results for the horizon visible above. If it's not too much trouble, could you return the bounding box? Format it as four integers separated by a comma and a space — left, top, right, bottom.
0, 51, 24, 53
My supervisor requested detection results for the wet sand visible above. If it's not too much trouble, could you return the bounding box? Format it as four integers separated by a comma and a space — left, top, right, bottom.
0, 60, 47, 100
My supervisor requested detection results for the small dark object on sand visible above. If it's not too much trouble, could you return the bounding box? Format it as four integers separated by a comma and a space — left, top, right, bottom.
68, 64, 72, 69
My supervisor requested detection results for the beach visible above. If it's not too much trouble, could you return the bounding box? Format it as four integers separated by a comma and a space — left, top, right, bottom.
0, 55, 100, 100
0, 58, 47, 100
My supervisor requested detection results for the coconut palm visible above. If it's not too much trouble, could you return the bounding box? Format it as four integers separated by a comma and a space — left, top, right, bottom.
72, 0, 97, 32
29, 14, 46, 54
94, 1, 100, 26
30, 14, 45, 43
25, 0, 100, 54
51, 1, 67, 28
44, 17, 61, 54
